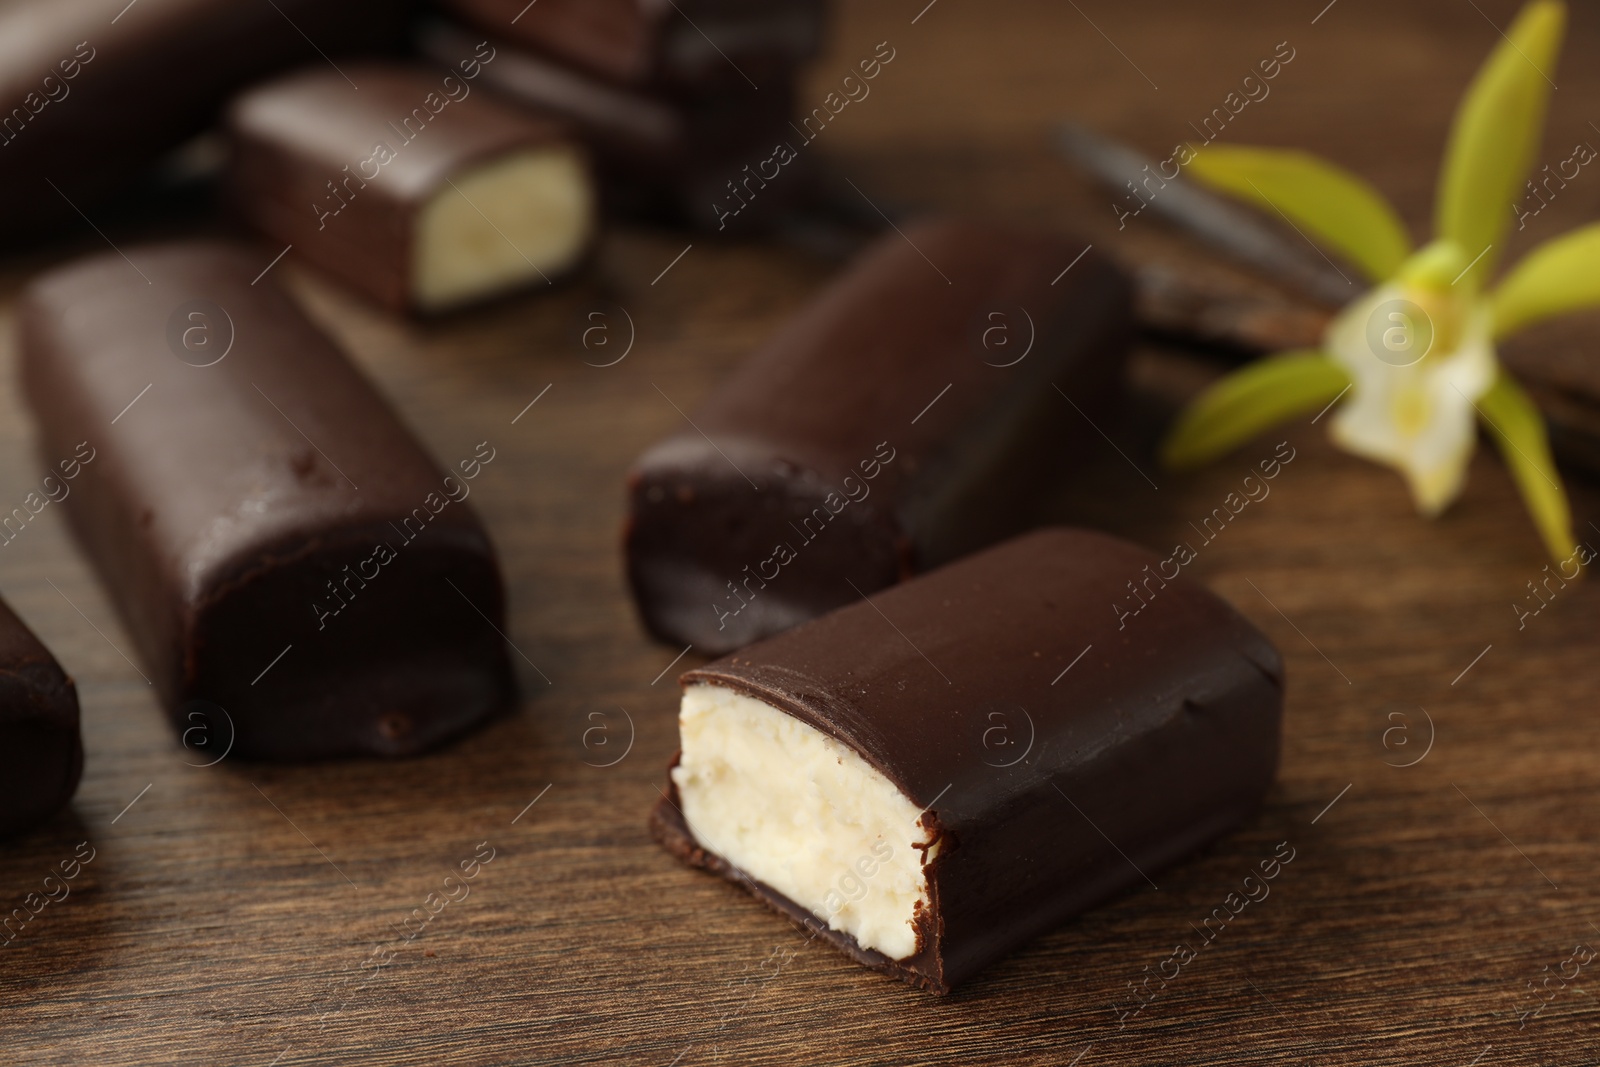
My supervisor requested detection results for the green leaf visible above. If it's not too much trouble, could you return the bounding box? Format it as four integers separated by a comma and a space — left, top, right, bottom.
1477, 370, 1575, 562
1162, 352, 1349, 471
1435, 0, 1566, 291
1492, 222, 1600, 337
1187, 146, 1412, 282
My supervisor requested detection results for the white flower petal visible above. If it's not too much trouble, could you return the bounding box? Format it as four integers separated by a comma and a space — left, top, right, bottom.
1325, 285, 1498, 515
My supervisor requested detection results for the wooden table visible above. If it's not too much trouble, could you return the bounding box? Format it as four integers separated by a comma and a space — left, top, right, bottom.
3, 1, 1599, 1063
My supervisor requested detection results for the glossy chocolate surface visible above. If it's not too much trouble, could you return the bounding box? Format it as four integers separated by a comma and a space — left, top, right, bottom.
0, 597, 82, 839
652, 527, 1284, 992
0, 0, 406, 238
625, 219, 1133, 655
17, 242, 515, 761
227, 62, 588, 313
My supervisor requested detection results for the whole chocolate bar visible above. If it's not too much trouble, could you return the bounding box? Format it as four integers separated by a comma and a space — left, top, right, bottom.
624, 219, 1133, 654
434, 0, 825, 94
228, 62, 597, 314
419, 23, 812, 233
17, 242, 515, 761
0, 0, 406, 238
0, 597, 82, 839
651, 527, 1284, 993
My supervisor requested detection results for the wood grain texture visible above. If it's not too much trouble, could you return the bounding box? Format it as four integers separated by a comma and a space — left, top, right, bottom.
3, 1, 1600, 1064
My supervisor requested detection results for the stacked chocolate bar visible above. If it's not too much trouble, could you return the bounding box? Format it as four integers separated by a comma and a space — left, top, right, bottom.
421, 0, 829, 232
625, 220, 1285, 991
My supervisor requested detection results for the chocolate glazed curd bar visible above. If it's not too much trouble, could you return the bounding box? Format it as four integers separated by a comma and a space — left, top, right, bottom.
17, 243, 515, 761
0, 596, 82, 839
624, 219, 1133, 655
228, 63, 596, 314
0, 0, 406, 239
651, 528, 1284, 993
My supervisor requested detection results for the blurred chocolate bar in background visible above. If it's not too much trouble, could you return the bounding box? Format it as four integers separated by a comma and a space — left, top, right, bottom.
18, 243, 517, 761
0, 0, 409, 239
625, 219, 1134, 653
420, 2, 829, 233
0, 597, 82, 839
434, 0, 825, 94
228, 64, 596, 314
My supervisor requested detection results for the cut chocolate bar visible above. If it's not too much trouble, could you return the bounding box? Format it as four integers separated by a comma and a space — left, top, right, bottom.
0, 0, 406, 239
651, 527, 1284, 993
17, 242, 516, 761
624, 219, 1133, 655
0, 597, 82, 839
434, 0, 826, 94
228, 63, 596, 314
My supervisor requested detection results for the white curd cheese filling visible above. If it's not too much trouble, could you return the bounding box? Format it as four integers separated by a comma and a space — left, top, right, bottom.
671, 682, 932, 960
412, 146, 594, 312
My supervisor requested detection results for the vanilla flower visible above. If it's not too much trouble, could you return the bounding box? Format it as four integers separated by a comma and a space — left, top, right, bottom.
1163, 0, 1596, 560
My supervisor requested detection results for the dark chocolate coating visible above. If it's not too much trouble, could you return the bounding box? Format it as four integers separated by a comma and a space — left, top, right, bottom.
433, 0, 825, 95
420, 22, 812, 233
0, 0, 406, 239
624, 219, 1133, 655
17, 242, 516, 761
227, 62, 590, 313
0, 597, 82, 839
652, 527, 1284, 993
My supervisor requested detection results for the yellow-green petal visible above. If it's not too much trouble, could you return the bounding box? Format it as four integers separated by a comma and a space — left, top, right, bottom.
1396, 240, 1469, 291
1187, 146, 1411, 282
1476, 370, 1575, 562
1435, 0, 1565, 291
1492, 222, 1600, 337
1162, 351, 1349, 471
